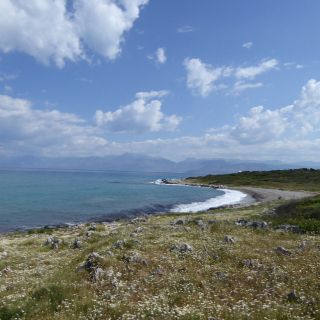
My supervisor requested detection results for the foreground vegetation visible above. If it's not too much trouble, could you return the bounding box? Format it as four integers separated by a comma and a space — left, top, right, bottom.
1, 169, 320, 319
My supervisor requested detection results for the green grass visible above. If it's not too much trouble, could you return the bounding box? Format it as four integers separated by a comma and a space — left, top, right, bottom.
187, 168, 320, 191
269, 195, 320, 233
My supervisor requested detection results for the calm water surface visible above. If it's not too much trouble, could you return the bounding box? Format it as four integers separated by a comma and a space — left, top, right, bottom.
0, 170, 223, 231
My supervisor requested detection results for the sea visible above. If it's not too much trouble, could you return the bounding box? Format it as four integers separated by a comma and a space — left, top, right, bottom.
0, 170, 246, 232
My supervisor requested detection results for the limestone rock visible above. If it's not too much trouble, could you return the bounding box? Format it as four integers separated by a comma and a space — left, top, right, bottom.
224, 235, 235, 244
44, 236, 61, 249
275, 246, 292, 256
72, 239, 82, 249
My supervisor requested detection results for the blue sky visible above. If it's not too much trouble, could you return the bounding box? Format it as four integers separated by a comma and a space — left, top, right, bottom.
0, 0, 320, 161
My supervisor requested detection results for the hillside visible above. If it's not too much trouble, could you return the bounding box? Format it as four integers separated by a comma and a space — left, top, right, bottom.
186, 168, 320, 191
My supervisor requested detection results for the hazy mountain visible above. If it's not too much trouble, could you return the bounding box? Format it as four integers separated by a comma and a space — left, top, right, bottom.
0, 154, 318, 175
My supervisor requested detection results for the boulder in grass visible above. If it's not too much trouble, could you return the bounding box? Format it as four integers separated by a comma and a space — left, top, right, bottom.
72, 239, 82, 249
44, 236, 61, 249
0, 251, 8, 260
123, 253, 148, 266
287, 290, 299, 302
275, 246, 292, 256
224, 235, 235, 244
171, 243, 193, 253
112, 240, 125, 250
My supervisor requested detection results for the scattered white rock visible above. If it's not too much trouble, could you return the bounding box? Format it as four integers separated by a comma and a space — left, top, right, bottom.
224, 235, 235, 244
72, 239, 82, 249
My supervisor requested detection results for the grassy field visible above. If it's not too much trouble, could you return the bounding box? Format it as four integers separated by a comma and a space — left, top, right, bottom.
1, 169, 320, 319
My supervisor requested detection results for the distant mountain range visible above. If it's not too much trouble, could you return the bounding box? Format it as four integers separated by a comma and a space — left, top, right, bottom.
0, 154, 319, 176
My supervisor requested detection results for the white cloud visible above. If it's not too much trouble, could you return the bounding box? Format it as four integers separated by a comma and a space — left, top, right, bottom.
177, 25, 193, 33
155, 47, 167, 64
74, 0, 148, 60
242, 42, 253, 49
232, 81, 263, 94
2, 80, 320, 162
184, 57, 278, 96
184, 58, 226, 96
135, 90, 169, 99
0, 0, 148, 67
95, 91, 181, 133
235, 59, 278, 79
284, 62, 304, 70
0, 94, 106, 156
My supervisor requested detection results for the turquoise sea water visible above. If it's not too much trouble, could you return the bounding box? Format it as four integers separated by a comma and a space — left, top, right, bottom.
0, 170, 225, 232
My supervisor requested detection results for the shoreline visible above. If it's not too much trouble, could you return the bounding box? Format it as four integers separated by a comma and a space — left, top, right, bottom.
0, 181, 316, 235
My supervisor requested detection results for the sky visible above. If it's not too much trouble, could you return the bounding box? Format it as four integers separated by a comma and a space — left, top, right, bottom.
0, 0, 320, 162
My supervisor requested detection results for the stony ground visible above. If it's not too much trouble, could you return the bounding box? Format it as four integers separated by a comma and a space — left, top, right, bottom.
0, 200, 319, 320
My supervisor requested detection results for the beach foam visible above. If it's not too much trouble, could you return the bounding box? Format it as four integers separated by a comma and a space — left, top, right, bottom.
170, 189, 247, 213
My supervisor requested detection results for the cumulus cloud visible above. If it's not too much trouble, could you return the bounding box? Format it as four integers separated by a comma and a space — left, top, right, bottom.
242, 42, 253, 49
2, 80, 320, 162
184, 58, 226, 96
95, 91, 181, 133
74, 0, 148, 60
228, 79, 320, 144
184, 57, 278, 96
0, 0, 148, 67
0, 94, 106, 156
155, 47, 167, 64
